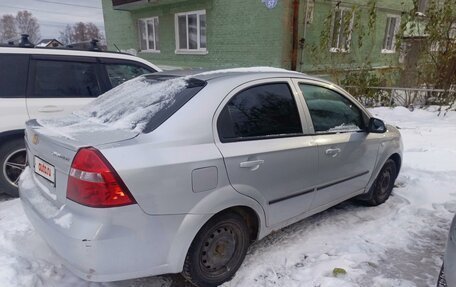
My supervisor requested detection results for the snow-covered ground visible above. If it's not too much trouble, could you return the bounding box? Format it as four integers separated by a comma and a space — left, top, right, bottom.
0, 107, 455, 287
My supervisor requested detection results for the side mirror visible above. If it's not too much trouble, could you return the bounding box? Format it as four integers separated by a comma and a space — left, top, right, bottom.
368, 117, 387, 133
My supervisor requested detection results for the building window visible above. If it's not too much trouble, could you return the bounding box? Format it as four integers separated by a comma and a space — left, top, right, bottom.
175, 10, 207, 54
330, 7, 354, 53
138, 17, 160, 52
430, 23, 456, 52
382, 16, 400, 53
417, 0, 428, 14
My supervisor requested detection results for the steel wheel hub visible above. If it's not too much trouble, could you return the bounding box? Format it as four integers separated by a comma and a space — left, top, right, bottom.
378, 168, 391, 194
201, 226, 237, 273
3, 149, 27, 187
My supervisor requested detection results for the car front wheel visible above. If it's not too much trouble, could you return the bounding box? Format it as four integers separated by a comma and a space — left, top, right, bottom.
182, 212, 250, 287
362, 159, 397, 206
0, 138, 27, 197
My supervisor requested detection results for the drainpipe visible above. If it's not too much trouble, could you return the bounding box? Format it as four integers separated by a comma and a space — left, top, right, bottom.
300, 0, 310, 71
291, 0, 300, 71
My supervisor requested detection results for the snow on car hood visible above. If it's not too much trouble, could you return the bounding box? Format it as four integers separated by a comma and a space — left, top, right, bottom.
36, 76, 188, 141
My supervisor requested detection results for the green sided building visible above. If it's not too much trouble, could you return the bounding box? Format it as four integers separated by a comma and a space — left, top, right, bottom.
102, 0, 415, 76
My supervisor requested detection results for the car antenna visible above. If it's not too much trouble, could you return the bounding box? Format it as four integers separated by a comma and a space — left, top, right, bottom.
113, 43, 121, 52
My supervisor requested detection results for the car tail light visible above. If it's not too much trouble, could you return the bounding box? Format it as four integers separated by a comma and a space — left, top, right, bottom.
67, 147, 136, 208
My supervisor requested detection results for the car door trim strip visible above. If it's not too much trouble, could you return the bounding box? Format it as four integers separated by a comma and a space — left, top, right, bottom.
269, 188, 315, 205
268, 170, 369, 205
316, 170, 370, 191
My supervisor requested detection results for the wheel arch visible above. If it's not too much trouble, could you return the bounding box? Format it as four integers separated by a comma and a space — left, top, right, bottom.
165, 188, 267, 274
389, 153, 402, 178
0, 129, 25, 142
361, 150, 402, 200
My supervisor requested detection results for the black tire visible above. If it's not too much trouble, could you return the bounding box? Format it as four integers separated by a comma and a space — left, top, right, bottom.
361, 159, 397, 206
182, 212, 250, 287
437, 264, 447, 287
0, 138, 26, 197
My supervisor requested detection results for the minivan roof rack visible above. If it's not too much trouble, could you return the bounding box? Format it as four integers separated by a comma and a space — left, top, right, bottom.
0, 36, 131, 55
19, 34, 34, 48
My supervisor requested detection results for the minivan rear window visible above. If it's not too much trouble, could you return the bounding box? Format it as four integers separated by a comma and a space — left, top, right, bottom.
0, 54, 29, 98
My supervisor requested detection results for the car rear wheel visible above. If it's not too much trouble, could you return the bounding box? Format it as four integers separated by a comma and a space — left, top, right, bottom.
182, 212, 250, 287
361, 159, 397, 206
0, 138, 26, 197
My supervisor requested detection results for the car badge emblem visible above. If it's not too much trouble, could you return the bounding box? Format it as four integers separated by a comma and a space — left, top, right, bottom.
32, 134, 39, 145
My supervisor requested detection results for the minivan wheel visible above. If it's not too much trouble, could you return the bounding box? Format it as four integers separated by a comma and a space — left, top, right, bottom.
0, 138, 26, 197
182, 212, 250, 287
362, 159, 397, 206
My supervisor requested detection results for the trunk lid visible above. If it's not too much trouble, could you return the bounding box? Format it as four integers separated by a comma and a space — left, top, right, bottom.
24, 118, 138, 207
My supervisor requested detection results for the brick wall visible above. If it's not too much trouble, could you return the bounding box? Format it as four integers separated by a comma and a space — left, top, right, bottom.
102, 0, 289, 69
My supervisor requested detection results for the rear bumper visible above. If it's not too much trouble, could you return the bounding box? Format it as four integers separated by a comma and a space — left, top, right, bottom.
19, 168, 205, 282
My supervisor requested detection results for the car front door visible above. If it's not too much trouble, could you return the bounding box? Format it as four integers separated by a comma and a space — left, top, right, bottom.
214, 79, 319, 227
99, 58, 157, 88
294, 81, 380, 210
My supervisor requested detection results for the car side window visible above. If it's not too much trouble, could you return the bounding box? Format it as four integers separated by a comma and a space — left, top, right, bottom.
0, 54, 29, 98
32, 60, 101, 98
105, 64, 154, 87
218, 83, 303, 142
299, 84, 365, 133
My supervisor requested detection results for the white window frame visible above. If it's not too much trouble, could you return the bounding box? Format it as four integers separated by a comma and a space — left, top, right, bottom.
430, 23, 456, 52
382, 15, 401, 54
329, 7, 354, 53
138, 17, 160, 53
305, 0, 315, 24
174, 10, 207, 55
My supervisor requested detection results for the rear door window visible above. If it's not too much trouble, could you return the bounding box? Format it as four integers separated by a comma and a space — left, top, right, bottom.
105, 63, 155, 87
217, 83, 303, 142
0, 54, 29, 98
32, 60, 102, 98
299, 84, 365, 133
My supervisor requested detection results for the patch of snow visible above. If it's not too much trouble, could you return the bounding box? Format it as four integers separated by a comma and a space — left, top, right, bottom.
54, 214, 73, 230
18, 168, 59, 219
328, 123, 361, 133
37, 76, 188, 138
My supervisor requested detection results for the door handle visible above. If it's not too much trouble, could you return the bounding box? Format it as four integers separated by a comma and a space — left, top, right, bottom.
325, 148, 341, 158
240, 160, 264, 171
38, 105, 64, 113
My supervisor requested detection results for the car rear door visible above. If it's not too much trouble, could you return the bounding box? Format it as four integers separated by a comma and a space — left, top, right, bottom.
293, 80, 380, 209
214, 79, 318, 227
26, 55, 107, 120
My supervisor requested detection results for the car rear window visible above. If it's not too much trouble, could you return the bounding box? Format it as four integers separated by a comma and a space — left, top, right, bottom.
0, 54, 29, 98
72, 75, 206, 133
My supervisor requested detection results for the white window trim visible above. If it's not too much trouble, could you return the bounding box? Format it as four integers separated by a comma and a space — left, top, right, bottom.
138, 16, 160, 53
330, 7, 354, 53
382, 15, 401, 54
174, 9, 208, 55
306, 0, 315, 24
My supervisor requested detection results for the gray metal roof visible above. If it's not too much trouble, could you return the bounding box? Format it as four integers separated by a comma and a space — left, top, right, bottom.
146, 68, 333, 86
